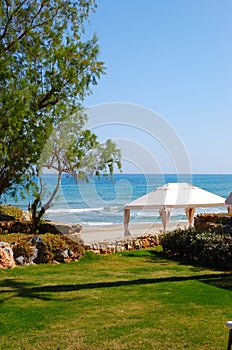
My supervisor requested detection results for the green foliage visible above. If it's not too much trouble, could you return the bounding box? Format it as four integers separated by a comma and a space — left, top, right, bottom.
79, 250, 102, 263
34, 233, 84, 264
0, 0, 105, 195
40, 111, 122, 182
0, 232, 84, 264
13, 241, 34, 263
0, 233, 34, 262
31, 111, 121, 223
160, 228, 232, 269
0, 205, 23, 220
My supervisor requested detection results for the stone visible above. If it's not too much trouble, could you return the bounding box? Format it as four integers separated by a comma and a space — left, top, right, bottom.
0, 243, 16, 268
0, 242, 15, 268
82, 233, 161, 255
15, 256, 25, 266
30, 236, 43, 246
125, 242, 133, 250
71, 224, 82, 233
100, 247, 107, 254
93, 242, 100, 250
21, 211, 31, 221
29, 247, 38, 263
115, 245, 125, 252
107, 245, 116, 254
68, 248, 74, 257
61, 249, 69, 259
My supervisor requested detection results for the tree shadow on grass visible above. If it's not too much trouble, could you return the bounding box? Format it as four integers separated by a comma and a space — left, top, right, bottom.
122, 249, 209, 271
146, 250, 232, 290
1, 271, 231, 303
141, 249, 232, 272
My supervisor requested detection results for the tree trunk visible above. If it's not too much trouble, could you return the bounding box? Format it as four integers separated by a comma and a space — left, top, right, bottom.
31, 170, 62, 230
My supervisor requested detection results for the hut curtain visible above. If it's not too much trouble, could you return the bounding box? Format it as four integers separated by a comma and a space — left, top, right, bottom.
185, 207, 195, 227
159, 206, 171, 231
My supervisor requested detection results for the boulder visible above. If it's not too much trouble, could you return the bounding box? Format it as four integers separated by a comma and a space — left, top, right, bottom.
29, 247, 38, 264
15, 256, 25, 266
0, 242, 15, 268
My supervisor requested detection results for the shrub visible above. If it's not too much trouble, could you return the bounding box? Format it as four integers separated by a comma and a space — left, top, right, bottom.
34, 233, 84, 264
160, 228, 232, 269
0, 233, 84, 265
0, 205, 24, 220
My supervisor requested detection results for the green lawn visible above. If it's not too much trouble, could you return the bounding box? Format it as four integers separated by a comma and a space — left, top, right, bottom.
0, 249, 231, 350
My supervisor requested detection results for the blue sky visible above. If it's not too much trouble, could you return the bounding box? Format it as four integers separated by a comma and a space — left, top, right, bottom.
84, 0, 232, 174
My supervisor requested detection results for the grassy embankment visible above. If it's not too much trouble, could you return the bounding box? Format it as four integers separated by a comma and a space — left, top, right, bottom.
0, 249, 232, 350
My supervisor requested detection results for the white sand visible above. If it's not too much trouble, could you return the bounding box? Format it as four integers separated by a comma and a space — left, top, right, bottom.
80, 221, 189, 243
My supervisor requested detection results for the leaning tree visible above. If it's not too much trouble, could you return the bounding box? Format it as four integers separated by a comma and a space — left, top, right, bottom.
30, 110, 122, 225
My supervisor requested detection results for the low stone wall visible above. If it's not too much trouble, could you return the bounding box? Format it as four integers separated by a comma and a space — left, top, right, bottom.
194, 214, 232, 234
83, 233, 161, 254
0, 220, 82, 236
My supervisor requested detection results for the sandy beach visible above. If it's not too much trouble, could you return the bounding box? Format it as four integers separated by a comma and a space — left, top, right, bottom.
80, 221, 189, 243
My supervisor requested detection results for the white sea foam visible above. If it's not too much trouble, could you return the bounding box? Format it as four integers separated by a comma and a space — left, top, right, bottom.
47, 207, 104, 214
83, 222, 114, 226
7, 174, 231, 226
103, 205, 123, 212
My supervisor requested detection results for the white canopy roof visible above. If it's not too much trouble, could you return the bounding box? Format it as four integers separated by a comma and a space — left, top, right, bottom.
124, 183, 226, 210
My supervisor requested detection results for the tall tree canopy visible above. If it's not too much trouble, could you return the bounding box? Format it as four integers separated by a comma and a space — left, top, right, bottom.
0, 0, 104, 196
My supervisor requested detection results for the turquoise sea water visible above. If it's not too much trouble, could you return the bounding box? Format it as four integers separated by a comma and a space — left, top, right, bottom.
3, 174, 232, 226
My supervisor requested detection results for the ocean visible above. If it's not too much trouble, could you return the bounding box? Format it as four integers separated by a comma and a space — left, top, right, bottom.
2, 174, 232, 227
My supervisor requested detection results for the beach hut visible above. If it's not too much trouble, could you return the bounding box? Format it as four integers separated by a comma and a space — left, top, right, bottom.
124, 182, 227, 234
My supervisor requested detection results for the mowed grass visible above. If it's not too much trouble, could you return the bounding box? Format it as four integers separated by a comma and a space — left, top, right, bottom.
0, 249, 232, 350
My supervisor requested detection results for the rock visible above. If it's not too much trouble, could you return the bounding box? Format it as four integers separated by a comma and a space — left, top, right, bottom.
61, 249, 69, 259
47, 222, 83, 235
82, 233, 161, 255
68, 248, 74, 257
15, 256, 25, 266
115, 245, 125, 252
30, 236, 43, 246
54, 224, 73, 235
83, 243, 92, 250
93, 242, 100, 250
71, 224, 82, 233
125, 242, 133, 250
107, 244, 116, 254
21, 211, 31, 221
0, 242, 15, 268
100, 247, 107, 254
29, 247, 38, 263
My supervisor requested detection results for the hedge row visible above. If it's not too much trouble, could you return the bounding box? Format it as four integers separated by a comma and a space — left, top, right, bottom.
160, 228, 232, 269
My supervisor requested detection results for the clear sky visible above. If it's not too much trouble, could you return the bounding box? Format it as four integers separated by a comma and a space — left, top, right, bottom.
84, 0, 232, 174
